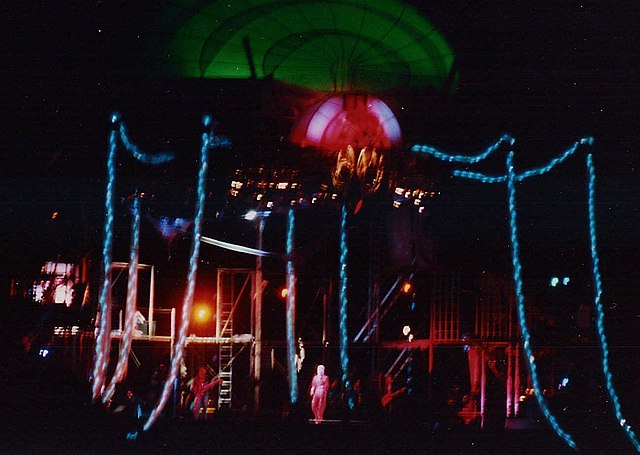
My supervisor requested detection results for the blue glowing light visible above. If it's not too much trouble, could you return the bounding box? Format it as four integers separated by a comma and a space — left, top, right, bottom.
118, 123, 174, 164
339, 204, 353, 409
93, 115, 181, 403
103, 194, 141, 404
452, 138, 593, 183
92, 122, 117, 401
550, 277, 559, 287
411, 135, 512, 163
506, 151, 577, 450
587, 154, 640, 452
286, 207, 298, 404
562, 277, 570, 286
143, 118, 211, 432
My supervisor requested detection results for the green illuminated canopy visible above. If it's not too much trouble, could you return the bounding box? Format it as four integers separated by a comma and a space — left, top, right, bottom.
154, 0, 457, 92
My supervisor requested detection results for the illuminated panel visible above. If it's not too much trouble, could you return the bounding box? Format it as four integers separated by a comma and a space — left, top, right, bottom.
291, 94, 401, 151
156, 0, 457, 93
306, 96, 343, 144
368, 98, 402, 147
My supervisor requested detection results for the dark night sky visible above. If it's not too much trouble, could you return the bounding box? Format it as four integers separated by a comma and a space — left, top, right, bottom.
2, 1, 639, 323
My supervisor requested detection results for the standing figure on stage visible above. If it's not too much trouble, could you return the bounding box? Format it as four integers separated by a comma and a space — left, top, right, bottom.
191, 367, 221, 420
310, 364, 329, 422
381, 374, 406, 414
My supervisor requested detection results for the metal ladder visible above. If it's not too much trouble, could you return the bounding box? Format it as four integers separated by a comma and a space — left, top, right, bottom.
216, 269, 235, 408
216, 268, 254, 410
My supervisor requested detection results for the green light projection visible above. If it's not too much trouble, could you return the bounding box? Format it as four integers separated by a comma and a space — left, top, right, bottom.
155, 0, 456, 92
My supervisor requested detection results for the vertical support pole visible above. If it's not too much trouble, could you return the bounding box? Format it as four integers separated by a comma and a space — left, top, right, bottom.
514, 343, 521, 416
149, 266, 155, 337
254, 216, 265, 413
506, 344, 513, 417
170, 307, 176, 360
480, 348, 486, 428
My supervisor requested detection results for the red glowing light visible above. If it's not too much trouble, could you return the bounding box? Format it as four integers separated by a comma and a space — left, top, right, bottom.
290, 93, 401, 152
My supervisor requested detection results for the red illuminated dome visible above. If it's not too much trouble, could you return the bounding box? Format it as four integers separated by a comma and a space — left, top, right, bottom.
290, 93, 401, 152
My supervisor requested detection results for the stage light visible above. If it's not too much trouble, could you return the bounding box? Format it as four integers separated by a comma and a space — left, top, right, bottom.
245, 210, 258, 221
401, 281, 413, 294
563, 277, 570, 286
194, 305, 210, 321
550, 277, 559, 287
402, 325, 411, 336
280, 287, 288, 299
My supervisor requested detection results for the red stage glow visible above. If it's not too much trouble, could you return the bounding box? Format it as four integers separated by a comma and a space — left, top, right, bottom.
290, 93, 401, 152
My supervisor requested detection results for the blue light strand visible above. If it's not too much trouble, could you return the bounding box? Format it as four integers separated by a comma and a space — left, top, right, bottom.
506, 151, 577, 450
452, 170, 507, 183
103, 194, 140, 404
339, 205, 354, 409
587, 154, 640, 452
515, 138, 589, 180
92, 118, 117, 402
143, 116, 211, 431
411, 134, 512, 163
453, 137, 594, 183
286, 207, 298, 404
118, 122, 174, 164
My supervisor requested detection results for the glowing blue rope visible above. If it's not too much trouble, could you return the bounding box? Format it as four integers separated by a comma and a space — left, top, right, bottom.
92, 113, 179, 402
286, 207, 298, 404
92, 115, 118, 401
411, 134, 512, 163
118, 122, 174, 164
587, 154, 640, 452
453, 138, 594, 182
506, 151, 577, 450
339, 205, 353, 409
143, 115, 211, 431
103, 194, 140, 404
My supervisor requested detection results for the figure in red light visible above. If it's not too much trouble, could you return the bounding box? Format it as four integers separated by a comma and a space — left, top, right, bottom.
309, 364, 329, 422
191, 367, 221, 420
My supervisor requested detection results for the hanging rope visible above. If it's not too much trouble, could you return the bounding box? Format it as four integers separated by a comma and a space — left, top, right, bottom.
91, 116, 118, 401
339, 204, 354, 409
92, 114, 175, 402
412, 134, 512, 163
142, 115, 212, 431
412, 137, 601, 450
102, 194, 141, 404
587, 154, 640, 452
286, 207, 298, 404
505, 151, 577, 449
